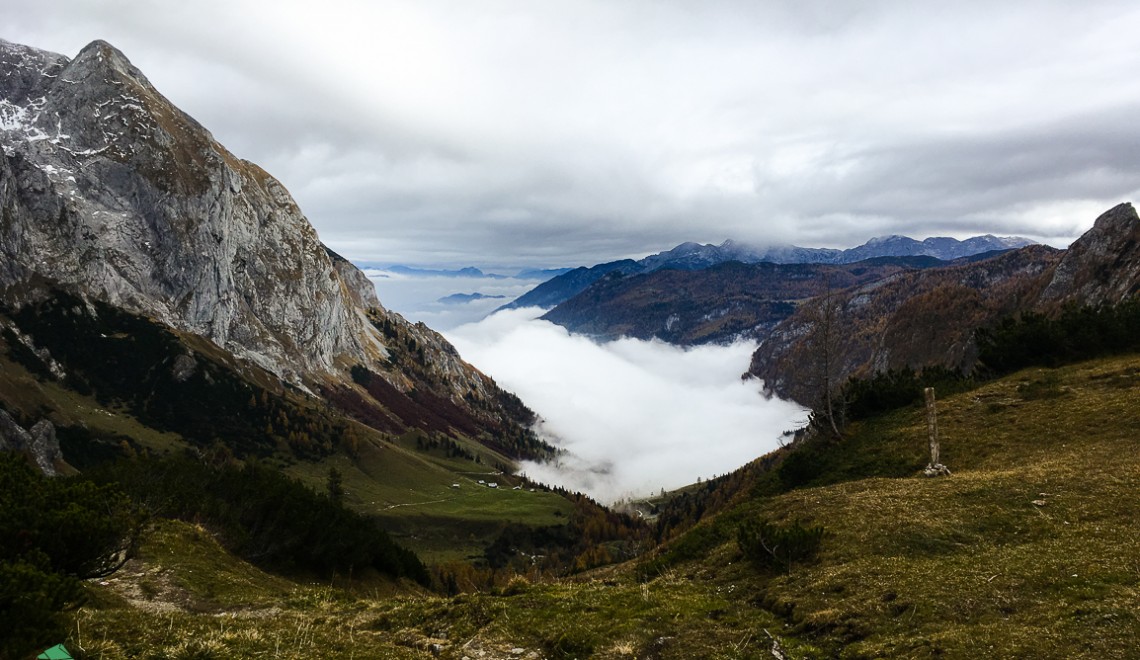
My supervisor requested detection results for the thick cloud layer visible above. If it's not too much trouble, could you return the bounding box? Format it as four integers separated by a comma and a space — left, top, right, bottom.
8, 1, 1140, 267
445, 309, 805, 502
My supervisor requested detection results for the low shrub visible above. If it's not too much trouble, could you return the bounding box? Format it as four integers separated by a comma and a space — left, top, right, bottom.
737, 519, 825, 573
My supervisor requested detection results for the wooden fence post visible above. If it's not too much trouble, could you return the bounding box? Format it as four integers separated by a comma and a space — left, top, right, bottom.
923, 387, 950, 477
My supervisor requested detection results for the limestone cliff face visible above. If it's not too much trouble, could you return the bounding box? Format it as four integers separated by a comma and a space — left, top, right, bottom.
0, 39, 382, 379
0, 39, 527, 443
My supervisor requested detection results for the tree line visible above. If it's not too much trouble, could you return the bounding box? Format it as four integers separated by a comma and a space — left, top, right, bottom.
88, 453, 429, 584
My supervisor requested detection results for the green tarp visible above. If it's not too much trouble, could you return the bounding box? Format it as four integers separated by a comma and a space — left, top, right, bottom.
36, 644, 73, 659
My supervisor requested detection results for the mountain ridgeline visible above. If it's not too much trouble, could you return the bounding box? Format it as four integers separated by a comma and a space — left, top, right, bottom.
540, 256, 948, 345
502, 200, 1140, 410
0, 38, 549, 463
499, 233, 1034, 314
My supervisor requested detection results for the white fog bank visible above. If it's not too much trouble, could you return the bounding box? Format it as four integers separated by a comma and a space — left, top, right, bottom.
444, 308, 806, 503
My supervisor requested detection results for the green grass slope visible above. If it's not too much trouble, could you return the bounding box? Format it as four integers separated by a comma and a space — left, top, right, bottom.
74, 519, 428, 659
75, 518, 798, 659
66, 354, 1140, 659
285, 438, 574, 563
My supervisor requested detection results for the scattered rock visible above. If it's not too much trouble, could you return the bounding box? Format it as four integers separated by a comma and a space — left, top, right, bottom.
27, 419, 62, 476
170, 353, 198, 382
0, 410, 63, 475
923, 463, 951, 477
765, 628, 789, 660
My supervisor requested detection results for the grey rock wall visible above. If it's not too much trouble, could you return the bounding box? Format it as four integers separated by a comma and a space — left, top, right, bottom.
0, 38, 496, 411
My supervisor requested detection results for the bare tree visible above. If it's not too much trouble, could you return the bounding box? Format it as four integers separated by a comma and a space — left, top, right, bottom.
805, 277, 845, 439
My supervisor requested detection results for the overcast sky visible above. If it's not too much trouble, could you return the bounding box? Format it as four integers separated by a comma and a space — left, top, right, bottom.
8, 1, 1140, 267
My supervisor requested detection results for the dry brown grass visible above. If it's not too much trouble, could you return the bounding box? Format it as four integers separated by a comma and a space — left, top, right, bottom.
708, 354, 1140, 657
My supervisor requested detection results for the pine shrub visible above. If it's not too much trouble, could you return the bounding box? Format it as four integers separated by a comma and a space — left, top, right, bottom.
737, 518, 825, 572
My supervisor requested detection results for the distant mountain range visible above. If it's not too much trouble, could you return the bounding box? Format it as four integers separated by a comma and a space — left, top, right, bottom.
384, 265, 503, 279
539, 256, 948, 345
643, 234, 1035, 270
437, 292, 508, 305
498, 235, 1036, 312
358, 263, 574, 281
517, 205, 1140, 407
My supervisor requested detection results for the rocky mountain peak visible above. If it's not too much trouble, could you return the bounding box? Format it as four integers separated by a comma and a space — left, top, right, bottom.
1, 38, 362, 378
0, 39, 68, 105
0, 38, 511, 411
0, 37, 552, 461
68, 39, 150, 86
866, 234, 906, 244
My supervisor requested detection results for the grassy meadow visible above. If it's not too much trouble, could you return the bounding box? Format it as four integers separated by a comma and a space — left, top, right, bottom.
53, 353, 1140, 658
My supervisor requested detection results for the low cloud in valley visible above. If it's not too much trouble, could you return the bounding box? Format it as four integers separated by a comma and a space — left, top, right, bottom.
445, 309, 806, 503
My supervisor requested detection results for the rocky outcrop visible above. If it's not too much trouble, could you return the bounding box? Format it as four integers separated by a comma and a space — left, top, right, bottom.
0, 409, 64, 475
1039, 202, 1140, 307
0, 409, 27, 453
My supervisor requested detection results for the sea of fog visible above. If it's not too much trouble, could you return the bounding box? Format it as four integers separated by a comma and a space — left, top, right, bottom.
445, 310, 805, 503
364, 268, 806, 503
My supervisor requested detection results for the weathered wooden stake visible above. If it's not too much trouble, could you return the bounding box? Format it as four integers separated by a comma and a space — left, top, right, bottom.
923, 387, 950, 477
925, 387, 939, 464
